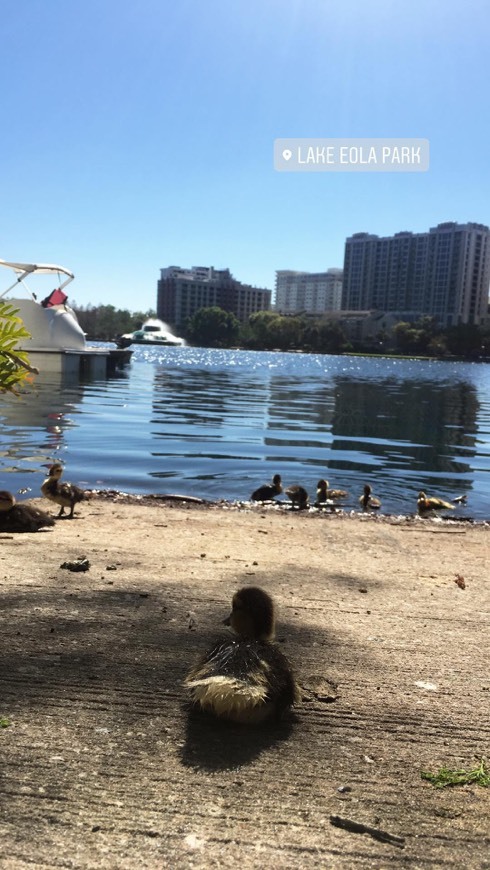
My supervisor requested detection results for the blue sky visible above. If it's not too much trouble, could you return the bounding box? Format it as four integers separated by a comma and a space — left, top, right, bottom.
1, 0, 488, 310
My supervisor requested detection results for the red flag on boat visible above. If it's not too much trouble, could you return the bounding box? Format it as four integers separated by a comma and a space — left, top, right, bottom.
41, 288, 68, 308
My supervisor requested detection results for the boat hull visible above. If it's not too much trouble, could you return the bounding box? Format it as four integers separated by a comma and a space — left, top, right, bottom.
12, 298, 87, 351
127, 338, 184, 347
118, 318, 186, 347
27, 348, 108, 376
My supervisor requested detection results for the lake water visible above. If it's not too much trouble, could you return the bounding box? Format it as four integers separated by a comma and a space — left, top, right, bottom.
1, 346, 489, 519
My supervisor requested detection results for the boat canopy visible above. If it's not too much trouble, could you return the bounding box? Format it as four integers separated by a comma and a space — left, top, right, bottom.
0, 259, 75, 300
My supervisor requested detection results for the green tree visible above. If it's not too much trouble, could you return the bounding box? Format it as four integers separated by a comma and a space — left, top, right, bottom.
480, 324, 490, 357
393, 317, 437, 355
427, 334, 448, 357
72, 303, 156, 339
268, 315, 303, 350
247, 311, 282, 349
246, 311, 352, 353
246, 312, 306, 350
445, 323, 484, 358
314, 317, 351, 353
188, 307, 240, 347
0, 301, 38, 393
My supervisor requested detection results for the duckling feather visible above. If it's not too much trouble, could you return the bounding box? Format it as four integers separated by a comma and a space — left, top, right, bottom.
185, 637, 298, 723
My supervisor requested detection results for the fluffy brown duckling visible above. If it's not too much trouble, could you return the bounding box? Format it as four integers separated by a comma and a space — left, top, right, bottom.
0, 490, 55, 532
285, 484, 309, 510
417, 491, 455, 514
185, 586, 299, 724
251, 474, 283, 502
359, 484, 381, 511
316, 479, 348, 503
41, 463, 86, 518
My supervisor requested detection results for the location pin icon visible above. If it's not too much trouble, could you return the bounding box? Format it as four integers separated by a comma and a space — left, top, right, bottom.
282, 149, 292, 161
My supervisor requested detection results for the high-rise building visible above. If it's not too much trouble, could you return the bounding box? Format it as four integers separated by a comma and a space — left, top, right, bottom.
342, 222, 490, 327
157, 266, 271, 327
275, 269, 343, 315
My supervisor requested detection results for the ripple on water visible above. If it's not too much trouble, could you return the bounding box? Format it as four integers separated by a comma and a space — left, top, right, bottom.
0, 347, 488, 518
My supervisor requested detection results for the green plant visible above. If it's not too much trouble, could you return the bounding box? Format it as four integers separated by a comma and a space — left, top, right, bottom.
188, 306, 240, 347
0, 301, 38, 393
421, 758, 489, 788
0, 717, 10, 728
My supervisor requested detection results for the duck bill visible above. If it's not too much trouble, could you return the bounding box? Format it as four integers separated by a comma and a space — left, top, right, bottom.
222, 613, 232, 626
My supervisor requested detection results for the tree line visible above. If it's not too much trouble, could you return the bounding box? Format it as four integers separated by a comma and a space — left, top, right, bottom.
185, 308, 490, 358
70, 302, 490, 359
71, 303, 156, 341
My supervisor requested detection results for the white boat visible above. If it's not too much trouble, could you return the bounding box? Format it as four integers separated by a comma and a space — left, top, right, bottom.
0, 258, 113, 375
118, 317, 186, 347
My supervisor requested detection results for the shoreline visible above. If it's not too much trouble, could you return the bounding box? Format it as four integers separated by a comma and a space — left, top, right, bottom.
92, 338, 490, 364
91, 487, 490, 526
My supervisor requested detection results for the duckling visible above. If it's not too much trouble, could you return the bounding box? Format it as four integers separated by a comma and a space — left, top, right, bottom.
359, 484, 381, 511
316, 479, 348, 503
285, 484, 309, 510
185, 586, 299, 724
452, 494, 468, 505
41, 463, 86, 518
417, 491, 455, 514
251, 474, 282, 502
0, 490, 55, 532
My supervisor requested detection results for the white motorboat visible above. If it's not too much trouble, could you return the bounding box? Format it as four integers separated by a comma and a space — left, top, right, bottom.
117, 317, 186, 347
0, 258, 111, 375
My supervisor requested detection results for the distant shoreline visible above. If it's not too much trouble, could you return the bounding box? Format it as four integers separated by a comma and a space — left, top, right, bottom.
91, 340, 490, 364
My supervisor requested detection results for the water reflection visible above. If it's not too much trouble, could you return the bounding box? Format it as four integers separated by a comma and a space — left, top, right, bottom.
151, 367, 261, 433
255, 372, 478, 507
0, 348, 488, 517
144, 355, 482, 512
0, 372, 86, 490
329, 378, 478, 479
0, 366, 131, 494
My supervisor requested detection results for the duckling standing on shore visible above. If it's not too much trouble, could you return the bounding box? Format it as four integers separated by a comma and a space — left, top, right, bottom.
0, 490, 55, 532
41, 463, 86, 518
285, 485, 309, 510
359, 484, 381, 511
185, 586, 299, 724
316, 479, 348, 503
417, 491, 455, 514
251, 474, 282, 502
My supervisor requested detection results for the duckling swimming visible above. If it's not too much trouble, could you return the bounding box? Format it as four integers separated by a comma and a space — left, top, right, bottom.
41, 463, 86, 518
359, 484, 381, 511
285, 485, 309, 510
452, 494, 468, 505
251, 474, 282, 502
184, 586, 299, 724
316, 479, 348, 503
417, 491, 455, 514
0, 490, 55, 532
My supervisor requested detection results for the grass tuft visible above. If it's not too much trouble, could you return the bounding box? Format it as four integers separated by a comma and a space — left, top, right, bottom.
421, 758, 489, 788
